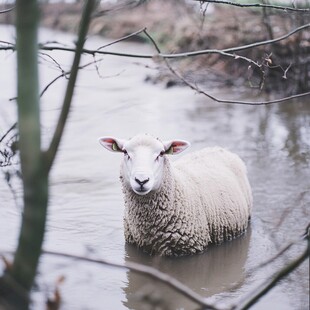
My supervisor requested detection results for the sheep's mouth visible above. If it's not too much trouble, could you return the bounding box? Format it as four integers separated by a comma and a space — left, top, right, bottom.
133, 187, 151, 196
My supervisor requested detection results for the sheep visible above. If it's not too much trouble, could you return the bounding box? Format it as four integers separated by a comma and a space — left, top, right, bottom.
99, 133, 252, 256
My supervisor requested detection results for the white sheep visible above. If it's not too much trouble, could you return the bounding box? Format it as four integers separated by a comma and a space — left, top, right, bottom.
99, 133, 252, 256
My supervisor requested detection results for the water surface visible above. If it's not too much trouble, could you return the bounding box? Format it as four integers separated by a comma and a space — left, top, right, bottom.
0, 25, 309, 310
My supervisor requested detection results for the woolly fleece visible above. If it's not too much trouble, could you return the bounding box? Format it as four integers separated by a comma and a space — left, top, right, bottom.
121, 145, 252, 256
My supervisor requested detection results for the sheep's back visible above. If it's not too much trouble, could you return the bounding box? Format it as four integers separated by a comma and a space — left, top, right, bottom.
173, 147, 252, 244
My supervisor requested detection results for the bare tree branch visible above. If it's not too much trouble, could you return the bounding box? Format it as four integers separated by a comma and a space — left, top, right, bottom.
39, 59, 100, 98
1, 223, 308, 310
158, 23, 310, 58
143, 28, 310, 105
96, 27, 147, 50
0, 6, 15, 14
233, 225, 309, 310
0, 249, 218, 310
39, 52, 66, 73
0, 40, 14, 46
225, 226, 309, 296
43, 0, 98, 172
2, 23, 309, 106
196, 0, 310, 12
1, 23, 309, 61
1, 24, 309, 106
0, 123, 17, 144
37, 23, 310, 105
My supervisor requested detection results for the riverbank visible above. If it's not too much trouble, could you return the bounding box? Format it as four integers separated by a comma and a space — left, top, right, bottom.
1, 1, 309, 94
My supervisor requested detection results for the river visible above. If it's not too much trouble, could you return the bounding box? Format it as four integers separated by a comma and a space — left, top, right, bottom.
0, 25, 309, 310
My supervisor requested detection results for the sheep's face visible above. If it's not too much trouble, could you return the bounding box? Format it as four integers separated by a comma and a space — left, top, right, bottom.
99, 134, 190, 196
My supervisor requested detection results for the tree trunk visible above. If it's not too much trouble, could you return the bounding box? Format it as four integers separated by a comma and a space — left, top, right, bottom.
0, 0, 48, 308
0, 1, 97, 308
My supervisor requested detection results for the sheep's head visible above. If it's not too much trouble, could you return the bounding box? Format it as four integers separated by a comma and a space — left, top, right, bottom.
99, 134, 190, 195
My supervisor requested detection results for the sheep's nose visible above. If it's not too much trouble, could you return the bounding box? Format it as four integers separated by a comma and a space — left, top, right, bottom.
135, 177, 150, 186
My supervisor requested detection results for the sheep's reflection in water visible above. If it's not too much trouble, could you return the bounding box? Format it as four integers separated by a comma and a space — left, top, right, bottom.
123, 226, 251, 310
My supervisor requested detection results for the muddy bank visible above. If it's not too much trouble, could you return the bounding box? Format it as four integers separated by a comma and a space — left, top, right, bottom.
1, 1, 309, 94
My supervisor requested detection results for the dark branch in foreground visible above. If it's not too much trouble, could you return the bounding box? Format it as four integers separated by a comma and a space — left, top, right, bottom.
233, 225, 310, 310
196, 0, 310, 12
0, 224, 308, 310
245, 233, 306, 276
0, 249, 218, 310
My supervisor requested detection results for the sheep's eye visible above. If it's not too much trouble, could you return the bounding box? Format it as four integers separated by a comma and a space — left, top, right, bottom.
123, 150, 130, 159
156, 151, 165, 160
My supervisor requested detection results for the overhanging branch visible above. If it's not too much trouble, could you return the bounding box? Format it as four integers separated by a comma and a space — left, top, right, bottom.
1, 23, 307, 60
233, 225, 310, 310
143, 28, 310, 105
1, 223, 308, 310
196, 0, 310, 12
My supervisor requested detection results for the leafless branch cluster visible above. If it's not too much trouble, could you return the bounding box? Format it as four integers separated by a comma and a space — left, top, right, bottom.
0, 124, 18, 168
141, 27, 310, 105
1, 20, 309, 106
0, 123, 20, 207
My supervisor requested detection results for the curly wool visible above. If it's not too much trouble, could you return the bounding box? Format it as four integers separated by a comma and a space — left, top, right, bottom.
121, 147, 252, 256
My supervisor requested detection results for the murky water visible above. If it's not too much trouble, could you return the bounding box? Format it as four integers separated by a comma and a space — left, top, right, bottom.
0, 25, 309, 310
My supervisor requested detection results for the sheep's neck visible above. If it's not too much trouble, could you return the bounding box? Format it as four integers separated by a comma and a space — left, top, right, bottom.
122, 159, 177, 240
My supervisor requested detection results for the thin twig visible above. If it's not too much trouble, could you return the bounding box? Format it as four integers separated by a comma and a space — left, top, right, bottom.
0, 40, 14, 46
39, 60, 99, 98
39, 74, 67, 98
0, 123, 17, 144
96, 27, 146, 50
196, 0, 310, 12
172, 69, 310, 105
39, 52, 66, 73
0, 6, 15, 14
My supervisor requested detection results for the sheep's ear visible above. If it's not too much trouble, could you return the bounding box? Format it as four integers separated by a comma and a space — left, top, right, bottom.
163, 140, 190, 155
98, 137, 125, 153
